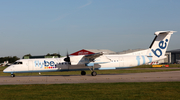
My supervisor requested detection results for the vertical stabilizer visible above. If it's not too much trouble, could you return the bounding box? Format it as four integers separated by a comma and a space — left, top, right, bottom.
148, 31, 176, 60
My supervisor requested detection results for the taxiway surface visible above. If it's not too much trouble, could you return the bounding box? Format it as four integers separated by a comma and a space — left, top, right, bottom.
0, 71, 180, 85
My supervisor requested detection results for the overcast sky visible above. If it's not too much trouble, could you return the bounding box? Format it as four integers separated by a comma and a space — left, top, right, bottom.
0, 0, 180, 58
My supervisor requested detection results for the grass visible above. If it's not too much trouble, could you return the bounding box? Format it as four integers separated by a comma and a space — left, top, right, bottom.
0, 66, 6, 71
1, 65, 180, 77
0, 82, 180, 100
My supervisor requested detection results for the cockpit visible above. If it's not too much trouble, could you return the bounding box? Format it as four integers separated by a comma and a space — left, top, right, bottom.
13, 61, 23, 65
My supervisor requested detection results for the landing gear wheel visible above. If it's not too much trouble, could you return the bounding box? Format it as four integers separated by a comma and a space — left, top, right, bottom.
91, 71, 97, 76
81, 71, 86, 75
11, 74, 15, 77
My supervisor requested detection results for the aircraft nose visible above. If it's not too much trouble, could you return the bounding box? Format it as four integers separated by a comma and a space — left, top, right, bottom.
3, 69, 7, 73
3, 66, 12, 73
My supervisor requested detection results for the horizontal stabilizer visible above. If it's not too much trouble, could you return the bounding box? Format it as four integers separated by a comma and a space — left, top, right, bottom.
154, 31, 176, 36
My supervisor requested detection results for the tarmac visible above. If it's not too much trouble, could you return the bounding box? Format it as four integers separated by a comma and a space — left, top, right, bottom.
0, 70, 180, 85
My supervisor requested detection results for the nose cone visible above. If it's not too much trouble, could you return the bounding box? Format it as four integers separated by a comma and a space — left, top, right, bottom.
3, 66, 11, 73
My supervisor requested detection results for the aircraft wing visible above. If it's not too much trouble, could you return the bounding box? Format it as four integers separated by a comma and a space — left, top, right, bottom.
84, 52, 103, 59
69, 52, 111, 65
84, 52, 111, 65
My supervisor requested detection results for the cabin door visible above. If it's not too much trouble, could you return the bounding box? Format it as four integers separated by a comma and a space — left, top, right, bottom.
28, 61, 33, 71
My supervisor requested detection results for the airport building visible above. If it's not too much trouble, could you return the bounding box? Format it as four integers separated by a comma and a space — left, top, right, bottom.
167, 49, 180, 64
70, 49, 116, 55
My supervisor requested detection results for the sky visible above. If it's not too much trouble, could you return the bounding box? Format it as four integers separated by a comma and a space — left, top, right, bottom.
0, 0, 180, 58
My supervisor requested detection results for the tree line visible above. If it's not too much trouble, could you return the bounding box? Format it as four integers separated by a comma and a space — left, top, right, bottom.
23, 53, 61, 58
0, 53, 61, 63
0, 56, 20, 63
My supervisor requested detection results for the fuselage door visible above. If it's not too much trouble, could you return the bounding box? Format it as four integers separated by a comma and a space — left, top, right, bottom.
28, 60, 33, 71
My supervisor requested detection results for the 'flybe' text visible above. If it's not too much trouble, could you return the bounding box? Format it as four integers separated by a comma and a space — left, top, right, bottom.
34, 60, 56, 69
151, 39, 168, 57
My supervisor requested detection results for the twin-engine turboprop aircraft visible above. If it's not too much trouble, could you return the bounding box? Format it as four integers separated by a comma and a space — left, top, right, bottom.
3, 31, 176, 77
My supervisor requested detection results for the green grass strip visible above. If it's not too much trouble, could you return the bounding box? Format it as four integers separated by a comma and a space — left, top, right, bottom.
0, 82, 180, 100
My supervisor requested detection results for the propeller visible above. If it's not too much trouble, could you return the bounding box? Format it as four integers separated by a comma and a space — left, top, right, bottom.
64, 51, 71, 65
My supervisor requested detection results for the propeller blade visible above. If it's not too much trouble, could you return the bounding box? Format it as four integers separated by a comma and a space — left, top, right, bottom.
64, 51, 71, 65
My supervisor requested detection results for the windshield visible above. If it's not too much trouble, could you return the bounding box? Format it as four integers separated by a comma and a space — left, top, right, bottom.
13, 62, 23, 65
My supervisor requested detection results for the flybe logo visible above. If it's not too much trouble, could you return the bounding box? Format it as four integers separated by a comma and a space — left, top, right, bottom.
151, 39, 168, 57
44, 60, 55, 67
34, 60, 57, 69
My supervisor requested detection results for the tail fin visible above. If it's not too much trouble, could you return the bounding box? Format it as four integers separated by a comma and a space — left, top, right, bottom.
148, 31, 176, 59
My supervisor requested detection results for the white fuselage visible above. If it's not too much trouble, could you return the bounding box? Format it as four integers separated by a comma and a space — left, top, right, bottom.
3, 54, 155, 74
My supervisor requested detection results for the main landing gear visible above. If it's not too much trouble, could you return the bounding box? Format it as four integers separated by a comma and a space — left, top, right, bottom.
81, 70, 97, 76
81, 64, 97, 76
81, 71, 86, 75
91, 71, 97, 76
89, 64, 97, 76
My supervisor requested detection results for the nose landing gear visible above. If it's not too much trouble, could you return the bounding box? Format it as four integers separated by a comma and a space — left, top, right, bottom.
11, 74, 15, 77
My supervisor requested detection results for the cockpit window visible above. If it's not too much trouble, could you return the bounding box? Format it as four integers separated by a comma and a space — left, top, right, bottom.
13, 62, 23, 65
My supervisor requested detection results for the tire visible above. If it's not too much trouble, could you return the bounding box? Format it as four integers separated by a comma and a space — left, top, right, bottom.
81, 71, 86, 75
91, 71, 97, 76
11, 74, 15, 77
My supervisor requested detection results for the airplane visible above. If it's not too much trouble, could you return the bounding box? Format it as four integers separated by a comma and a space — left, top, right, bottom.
3, 31, 176, 77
